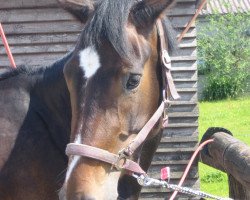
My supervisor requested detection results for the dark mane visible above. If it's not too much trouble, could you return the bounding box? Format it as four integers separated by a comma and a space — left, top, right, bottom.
79, 0, 178, 60
79, 0, 136, 61
0, 65, 29, 81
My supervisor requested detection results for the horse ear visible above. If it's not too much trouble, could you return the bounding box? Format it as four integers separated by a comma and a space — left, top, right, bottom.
130, 0, 176, 30
57, 0, 99, 23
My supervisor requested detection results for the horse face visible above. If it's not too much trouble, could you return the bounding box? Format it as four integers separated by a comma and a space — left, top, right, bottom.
61, 0, 175, 199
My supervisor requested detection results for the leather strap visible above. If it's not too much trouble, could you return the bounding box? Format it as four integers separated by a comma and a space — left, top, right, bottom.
122, 102, 164, 157
122, 20, 180, 157
66, 143, 146, 174
156, 19, 180, 100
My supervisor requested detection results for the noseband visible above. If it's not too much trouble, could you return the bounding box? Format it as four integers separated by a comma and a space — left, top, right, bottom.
65, 19, 179, 175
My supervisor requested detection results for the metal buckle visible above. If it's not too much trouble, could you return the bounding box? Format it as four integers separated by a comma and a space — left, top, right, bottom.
112, 148, 130, 171
162, 50, 172, 70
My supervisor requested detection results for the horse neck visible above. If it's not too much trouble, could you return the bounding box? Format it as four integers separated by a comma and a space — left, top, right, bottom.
32, 53, 72, 153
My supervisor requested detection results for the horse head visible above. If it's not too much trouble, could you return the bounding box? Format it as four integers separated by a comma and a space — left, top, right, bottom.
60, 0, 176, 199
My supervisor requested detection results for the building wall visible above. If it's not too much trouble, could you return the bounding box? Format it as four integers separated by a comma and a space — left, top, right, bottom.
0, 0, 199, 199
142, 0, 199, 199
0, 0, 82, 67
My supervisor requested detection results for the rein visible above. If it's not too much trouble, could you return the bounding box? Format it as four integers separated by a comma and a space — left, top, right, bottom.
65, 19, 179, 175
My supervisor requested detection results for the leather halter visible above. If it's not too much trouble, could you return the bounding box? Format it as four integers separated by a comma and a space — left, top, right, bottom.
66, 19, 179, 175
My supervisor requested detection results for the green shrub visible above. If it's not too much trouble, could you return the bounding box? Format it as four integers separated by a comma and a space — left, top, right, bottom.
197, 12, 250, 100
201, 171, 227, 183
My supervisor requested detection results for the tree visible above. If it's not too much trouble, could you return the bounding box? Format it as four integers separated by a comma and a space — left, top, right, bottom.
197, 11, 250, 100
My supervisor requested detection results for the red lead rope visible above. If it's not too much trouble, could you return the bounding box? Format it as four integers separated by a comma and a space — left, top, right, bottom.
169, 139, 214, 200
0, 23, 16, 68
178, 0, 207, 43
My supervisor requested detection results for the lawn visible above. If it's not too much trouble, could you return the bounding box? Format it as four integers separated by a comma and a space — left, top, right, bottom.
198, 97, 250, 197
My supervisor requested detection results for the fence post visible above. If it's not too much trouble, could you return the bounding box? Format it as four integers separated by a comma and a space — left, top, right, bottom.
199, 127, 250, 199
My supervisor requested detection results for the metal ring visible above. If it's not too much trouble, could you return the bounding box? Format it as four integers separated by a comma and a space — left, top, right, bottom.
162, 50, 172, 70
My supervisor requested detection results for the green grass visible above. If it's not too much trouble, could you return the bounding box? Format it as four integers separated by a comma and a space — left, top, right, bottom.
198, 96, 250, 197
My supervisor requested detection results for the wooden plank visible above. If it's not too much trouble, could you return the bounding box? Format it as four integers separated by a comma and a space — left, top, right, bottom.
174, 81, 197, 89
156, 147, 197, 153
171, 67, 196, 72
152, 151, 196, 162
170, 101, 196, 105
163, 126, 198, 137
174, 78, 197, 82
171, 56, 197, 61
170, 16, 195, 29
157, 141, 198, 149
175, 91, 197, 102
0, 8, 76, 23
160, 136, 198, 143
168, 105, 198, 113
167, 123, 198, 128
168, 104, 198, 113
177, 88, 197, 92
179, 42, 197, 48
169, 112, 198, 118
172, 60, 197, 68
172, 71, 197, 80
0, 33, 80, 45
149, 164, 198, 173
167, 3, 196, 16
0, 43, 74, 55
175, 48, 197, 57
179, 37, 197, 46
174, 80, 197, 89
151, 160, 190, 166
168, 116, 198, 125
0, 53, 66, 67
176, 27, 196, 38
0, 0, 58, 9
2, 21, 82, 35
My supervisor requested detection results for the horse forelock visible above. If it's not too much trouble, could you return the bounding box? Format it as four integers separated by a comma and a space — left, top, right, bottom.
79, 0, 138, 62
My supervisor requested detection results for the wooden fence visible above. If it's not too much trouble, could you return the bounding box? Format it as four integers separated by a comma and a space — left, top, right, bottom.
200, 127, 250, 200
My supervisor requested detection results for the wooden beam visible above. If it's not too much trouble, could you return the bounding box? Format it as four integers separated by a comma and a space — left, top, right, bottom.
200, 127, 250, 199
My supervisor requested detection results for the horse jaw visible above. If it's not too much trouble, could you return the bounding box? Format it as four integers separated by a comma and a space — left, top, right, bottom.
58, 171, 120, 200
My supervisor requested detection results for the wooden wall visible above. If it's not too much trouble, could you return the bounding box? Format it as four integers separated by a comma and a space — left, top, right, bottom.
142, 0, 199, 199
0, 0, 199, 199
0, 0, 82, 67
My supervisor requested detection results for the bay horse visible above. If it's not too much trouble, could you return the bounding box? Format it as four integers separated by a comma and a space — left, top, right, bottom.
0, 0, 179, 199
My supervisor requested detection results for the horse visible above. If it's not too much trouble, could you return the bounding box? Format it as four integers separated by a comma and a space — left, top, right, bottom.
0, 0, 179, 199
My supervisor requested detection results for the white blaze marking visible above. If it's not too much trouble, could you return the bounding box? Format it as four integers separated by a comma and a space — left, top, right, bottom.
65, 134, 81, 183
79, 46, 101, 78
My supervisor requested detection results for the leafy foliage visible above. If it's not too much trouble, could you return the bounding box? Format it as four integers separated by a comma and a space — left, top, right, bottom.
197, 12, 250, 100
200, 171, 227, 183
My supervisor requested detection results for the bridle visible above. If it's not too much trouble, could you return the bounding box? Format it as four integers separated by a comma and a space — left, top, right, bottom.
65, 19, 179, 175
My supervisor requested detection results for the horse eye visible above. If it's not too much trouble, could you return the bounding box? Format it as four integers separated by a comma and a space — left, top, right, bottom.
126, 74, 141, 90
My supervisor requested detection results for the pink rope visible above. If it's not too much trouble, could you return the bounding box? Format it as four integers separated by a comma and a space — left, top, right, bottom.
178, 0, 207, 42
169, 139, 214, 200
0, 23, 16, 68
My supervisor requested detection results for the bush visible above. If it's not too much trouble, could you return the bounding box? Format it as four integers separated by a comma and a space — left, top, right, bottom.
200, 171, 227, 183
197, 12, 250, 100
